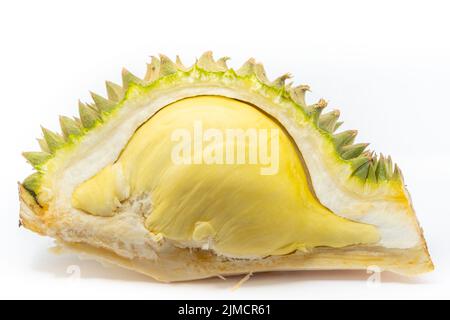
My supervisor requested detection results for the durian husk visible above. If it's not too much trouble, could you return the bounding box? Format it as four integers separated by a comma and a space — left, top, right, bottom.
19, 52, 434, 282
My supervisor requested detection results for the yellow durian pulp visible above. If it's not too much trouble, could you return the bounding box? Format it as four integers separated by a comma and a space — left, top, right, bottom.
72, 96, 379, 258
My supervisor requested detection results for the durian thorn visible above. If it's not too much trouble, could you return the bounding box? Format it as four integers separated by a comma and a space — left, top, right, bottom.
362, 150, 373, 159
298, 84, 311, 92
59, 115, 82, 140
22, 151, 51, 169
367, 162, 378, 183
334, 121, 344, 132
41, 126, 65, 154
122, 68, 143, 89
78, 101, 101, 129
236, 58, 256, 76
310, 99, 328, 123
217, 56, 230, 70
197, 51, 227, 72
158, 54, 178, 76
197, 51, 214, 65
90, 91, 116, 113
376, 153, 388, 181
317, 98, 328, 109
392, 164, 404, 182
350, 155, 370, 171
371, 155, 379, 172
253, 63, 270, 84
352, 160, 371, 180
319, 109, 340, 133
289, 84, 310, 107
105, 81, 124, 102
175, 55, 189, 71
273, 73, 292, 88
144, 56, 161, 82
37, 138, 50, 153
386, 155, 394, 178
333, 130, 357, 150
341, 143, 369, 160
22, 172, 42, 196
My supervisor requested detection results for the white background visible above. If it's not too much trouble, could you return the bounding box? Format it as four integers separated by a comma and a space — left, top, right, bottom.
1, 0, 449, 299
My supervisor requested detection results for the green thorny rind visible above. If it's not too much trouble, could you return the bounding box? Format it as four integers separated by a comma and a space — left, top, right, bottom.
22, 51, 403, 196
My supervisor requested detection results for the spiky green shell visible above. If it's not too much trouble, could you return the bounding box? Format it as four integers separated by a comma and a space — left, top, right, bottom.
22, 51, 403, 197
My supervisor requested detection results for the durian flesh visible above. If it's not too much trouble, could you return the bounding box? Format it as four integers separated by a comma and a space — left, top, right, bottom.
19, 52, 433, 281
72, 96, 379, 258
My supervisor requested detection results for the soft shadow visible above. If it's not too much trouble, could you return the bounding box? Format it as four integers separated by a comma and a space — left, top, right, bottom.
191, 269, 429, 289
32, 248, 430, 286
237, 269, 428, 287
31, 248, 154, 283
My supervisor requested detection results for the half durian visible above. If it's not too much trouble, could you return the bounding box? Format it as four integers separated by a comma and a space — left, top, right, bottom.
19, 52, 433, 282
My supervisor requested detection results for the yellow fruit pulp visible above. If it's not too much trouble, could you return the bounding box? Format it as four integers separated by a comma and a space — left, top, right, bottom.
72, 96, 379, 257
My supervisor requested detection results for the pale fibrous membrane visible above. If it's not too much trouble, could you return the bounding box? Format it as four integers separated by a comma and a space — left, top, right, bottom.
19, 52, 433, 282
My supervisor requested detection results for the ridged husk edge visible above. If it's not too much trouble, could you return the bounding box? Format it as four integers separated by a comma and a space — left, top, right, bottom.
23, 51, 404, 197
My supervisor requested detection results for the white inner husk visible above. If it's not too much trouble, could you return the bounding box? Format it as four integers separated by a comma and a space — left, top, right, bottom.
39, 82, 421, 260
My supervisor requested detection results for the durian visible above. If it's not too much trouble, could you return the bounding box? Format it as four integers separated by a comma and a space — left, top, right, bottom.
19, 52, 433, 282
